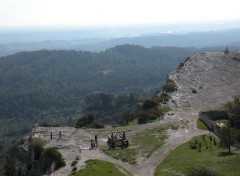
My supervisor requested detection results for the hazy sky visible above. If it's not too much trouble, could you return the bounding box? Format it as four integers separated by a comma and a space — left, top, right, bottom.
1, 0, 240, 29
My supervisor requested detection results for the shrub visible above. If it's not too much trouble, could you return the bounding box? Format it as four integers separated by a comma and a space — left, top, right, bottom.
190, 143, 197, 149
153, 92, 170, 103
92, 120, 104, 129
191, 88, 197, 94
224, 47, 229, 54
137, 108, 161, 124
76, 155, 80, 160
142, 99, 158, 110
138, 116, 147, 124
29, 137, 45, 160
76, 114, 104, 128
71, 160, 78, 167
162, 79, 177, 92
76, 114, 95, 128
72, 166, 77, 172
42, 147, 66, 169
177, 62, 185, 70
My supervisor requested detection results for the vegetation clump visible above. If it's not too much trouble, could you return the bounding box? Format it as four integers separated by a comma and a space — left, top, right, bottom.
76, 114, 104, 128
142, 99, 158, 110
177, 56, 191, 70
153, 92, 170, 103
191, 88, 197, 94
71, 160, 78, 167
42, 147, 66, 170
28, 137, 45, 160
224, 47, 229, 54
72, 166, 77, 172
162, 79, 177, 92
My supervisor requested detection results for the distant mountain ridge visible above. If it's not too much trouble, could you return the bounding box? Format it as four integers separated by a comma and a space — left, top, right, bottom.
1, 28, 240, 56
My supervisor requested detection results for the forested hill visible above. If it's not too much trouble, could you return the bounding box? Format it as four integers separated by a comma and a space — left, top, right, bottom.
0, 45, 198, 119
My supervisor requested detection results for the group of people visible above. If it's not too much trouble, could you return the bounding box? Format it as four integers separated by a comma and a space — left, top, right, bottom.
90, 134, 98, 150
48, 131, 99, 150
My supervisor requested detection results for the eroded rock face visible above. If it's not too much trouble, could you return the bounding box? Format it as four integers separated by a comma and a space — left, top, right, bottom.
170, 52, 240, 111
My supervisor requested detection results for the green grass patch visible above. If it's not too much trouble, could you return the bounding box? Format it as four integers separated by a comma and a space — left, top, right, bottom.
197, 119, 209, 130
155, 135, 240, 176
103, 147, 137, 164
162, 106, 172, 113
127, 119, 138, 126
102, 125, 177, 164
72, 159, 132, 176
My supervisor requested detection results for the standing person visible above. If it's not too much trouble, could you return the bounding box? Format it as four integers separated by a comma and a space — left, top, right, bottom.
95, 134, 98, 148
50, 132, 53, 140
59, 131, 61, 138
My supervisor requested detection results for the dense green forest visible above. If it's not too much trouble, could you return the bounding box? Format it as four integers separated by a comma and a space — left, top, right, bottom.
0, 45, 198, 119
0, 45, 198, 157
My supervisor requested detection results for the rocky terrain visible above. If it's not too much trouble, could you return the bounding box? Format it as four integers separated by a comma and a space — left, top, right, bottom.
170, 51, 240, 111
25, 51, 240, 176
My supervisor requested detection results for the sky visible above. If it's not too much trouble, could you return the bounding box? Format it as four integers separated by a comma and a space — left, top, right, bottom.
0, 0, 240, 29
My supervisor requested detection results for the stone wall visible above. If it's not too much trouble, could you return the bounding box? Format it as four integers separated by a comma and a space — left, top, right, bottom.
199, 112, 222, 138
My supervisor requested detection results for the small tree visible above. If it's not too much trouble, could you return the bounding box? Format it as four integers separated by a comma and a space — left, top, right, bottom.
29, 137, 45, 160
142, 99, 158, 110
162, 79, 177, 92
42, 147, 66, 170
224, 47, 229, 54
219, 126, 235, 153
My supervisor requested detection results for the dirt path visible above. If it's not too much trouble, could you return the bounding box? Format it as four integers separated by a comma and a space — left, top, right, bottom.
33, 52, 240, 176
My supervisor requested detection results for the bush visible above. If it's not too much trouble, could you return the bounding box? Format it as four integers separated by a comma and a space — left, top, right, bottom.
190, 143, 197, 149
76, 114, 104, 128
162, 79, 177, 92
137, 108, 161, 124
191, 88, 197, 94
29, 137, 45, 160
142, 99, 158, 110
186, 166, 223, 176
177, 62, 185, 70
138, 116, 147, 124
76, 114, 95, 128
92, 120, 104, 129
42, 147, 66, 169
71, 160, 78, 167
153, 92, 170, 103
72, 166, 77, 172
224, 47, 229, 54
